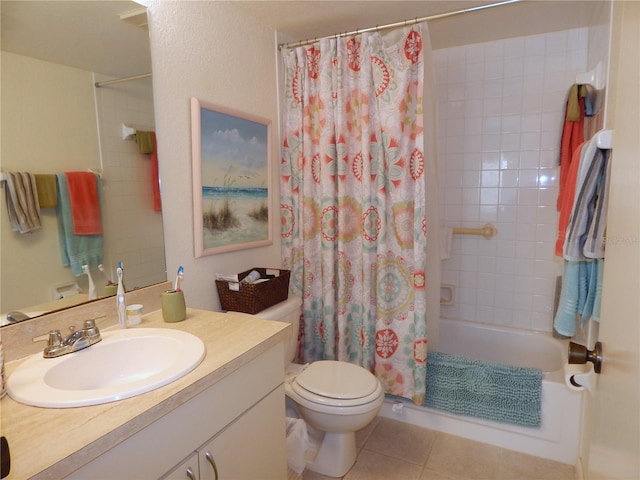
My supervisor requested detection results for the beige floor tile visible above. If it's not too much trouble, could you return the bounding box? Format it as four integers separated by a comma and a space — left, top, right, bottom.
343, 450, 423, 480
355, 416, 379, 450
364, 417, 437, 465
294, 416, 576, 480
498, 449, 576, 480
420, 468, 467, 480
288, 466, 303, 480
426, 433, 502, 479
302, 468, 341, 480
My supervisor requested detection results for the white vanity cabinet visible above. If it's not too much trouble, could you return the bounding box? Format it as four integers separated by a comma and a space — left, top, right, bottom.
161, 387, 284, 480
162, 453, 199, 480
67, 343, 287, 479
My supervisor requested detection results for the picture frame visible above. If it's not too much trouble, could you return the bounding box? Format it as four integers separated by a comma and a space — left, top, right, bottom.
191, 97, 272, 257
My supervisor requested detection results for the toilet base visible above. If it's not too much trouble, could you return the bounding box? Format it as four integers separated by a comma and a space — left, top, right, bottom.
305, 431, 356, 478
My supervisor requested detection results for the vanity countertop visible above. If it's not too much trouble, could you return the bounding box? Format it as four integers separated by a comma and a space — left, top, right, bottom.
1, 308, 290, 479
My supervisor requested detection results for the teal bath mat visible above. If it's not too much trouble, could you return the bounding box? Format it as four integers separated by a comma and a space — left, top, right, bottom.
424, 351, 542, 428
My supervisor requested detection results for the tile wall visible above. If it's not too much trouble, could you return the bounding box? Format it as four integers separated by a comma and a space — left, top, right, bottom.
94, 77, 167, 290
434, 28, 590, 331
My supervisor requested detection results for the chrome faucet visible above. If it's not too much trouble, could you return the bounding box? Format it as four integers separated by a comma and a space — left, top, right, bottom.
43, 319, 102, 358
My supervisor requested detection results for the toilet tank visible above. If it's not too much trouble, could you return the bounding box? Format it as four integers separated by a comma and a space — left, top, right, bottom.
253, 297, 302, 362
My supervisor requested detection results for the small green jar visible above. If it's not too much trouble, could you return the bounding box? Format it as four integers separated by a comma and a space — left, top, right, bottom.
162, 290, 186, 323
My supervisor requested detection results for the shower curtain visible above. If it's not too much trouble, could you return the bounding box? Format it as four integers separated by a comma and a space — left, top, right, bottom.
280, 24, 432, 404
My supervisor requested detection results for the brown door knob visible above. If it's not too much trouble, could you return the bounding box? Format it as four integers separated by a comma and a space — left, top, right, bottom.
568, 341, 603, 374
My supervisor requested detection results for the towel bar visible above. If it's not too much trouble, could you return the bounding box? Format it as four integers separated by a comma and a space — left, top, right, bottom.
452, 223, 497, 239
595, 129, 612, 149
122, 123, 136, 140
576, 61, 605, 90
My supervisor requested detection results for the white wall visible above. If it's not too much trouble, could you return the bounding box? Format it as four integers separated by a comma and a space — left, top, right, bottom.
434, 28, 603, 332
147, 1, 281, 312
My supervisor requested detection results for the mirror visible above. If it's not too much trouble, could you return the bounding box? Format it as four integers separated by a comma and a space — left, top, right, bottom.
1, 1, 167, 325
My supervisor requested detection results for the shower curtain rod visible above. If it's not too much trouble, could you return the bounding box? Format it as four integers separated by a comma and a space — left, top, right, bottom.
94, 73, 152, 88
279, 0, 522, 50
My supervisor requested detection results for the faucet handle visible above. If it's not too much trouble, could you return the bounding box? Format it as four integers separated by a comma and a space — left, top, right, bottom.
47, 330, 62, 348
83, 319, 100, 338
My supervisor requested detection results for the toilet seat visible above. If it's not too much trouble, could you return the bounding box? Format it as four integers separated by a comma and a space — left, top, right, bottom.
291, 360, 383, 407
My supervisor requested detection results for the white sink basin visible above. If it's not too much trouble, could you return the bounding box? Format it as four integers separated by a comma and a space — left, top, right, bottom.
7, 328, 206, 408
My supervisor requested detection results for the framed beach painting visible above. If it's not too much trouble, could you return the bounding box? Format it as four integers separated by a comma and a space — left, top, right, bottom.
191, 98, 272, 257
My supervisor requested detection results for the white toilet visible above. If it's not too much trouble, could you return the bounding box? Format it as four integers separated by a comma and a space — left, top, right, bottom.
254, 297, 384, 478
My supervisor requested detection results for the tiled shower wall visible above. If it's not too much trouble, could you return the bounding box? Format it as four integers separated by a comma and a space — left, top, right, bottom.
434, 28, 590, 332
94, 76, 167, 290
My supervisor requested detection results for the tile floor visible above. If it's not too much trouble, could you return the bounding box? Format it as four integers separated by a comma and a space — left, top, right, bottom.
289, 417, 576, 480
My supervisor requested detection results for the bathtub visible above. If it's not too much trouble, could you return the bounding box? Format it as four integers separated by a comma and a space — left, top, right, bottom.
379, 318, 584, 465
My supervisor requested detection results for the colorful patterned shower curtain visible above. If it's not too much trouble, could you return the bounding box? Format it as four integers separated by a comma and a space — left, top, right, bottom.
280, 25, 428, 404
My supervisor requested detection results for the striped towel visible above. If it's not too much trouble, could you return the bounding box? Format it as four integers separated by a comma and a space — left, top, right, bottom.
3, 172, 42, 234
583, 153, 610, 259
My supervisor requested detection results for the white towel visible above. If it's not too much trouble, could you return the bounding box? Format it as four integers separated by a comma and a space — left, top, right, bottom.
285, 416, 309, 474
440, 227, 453, 260
4, 172, 42, 234
564, 140, 609, 261
583, 151, 611, 259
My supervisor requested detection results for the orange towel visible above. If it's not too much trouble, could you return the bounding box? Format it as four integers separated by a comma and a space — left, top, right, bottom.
136, 130, 162, 212
557, 86, 585, 211
151, 132, 161, 212
65, 172, 103, 235
555, 142, 585, 257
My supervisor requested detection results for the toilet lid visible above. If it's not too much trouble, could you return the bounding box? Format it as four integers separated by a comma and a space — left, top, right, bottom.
295, 360, 379, 400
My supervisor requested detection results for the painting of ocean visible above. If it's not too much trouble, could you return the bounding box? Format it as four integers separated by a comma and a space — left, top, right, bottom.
191, 97, 272, 256
202, 186, 269, 248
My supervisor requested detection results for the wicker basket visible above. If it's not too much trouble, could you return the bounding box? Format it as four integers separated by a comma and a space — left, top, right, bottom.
215, 268, 290, 314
